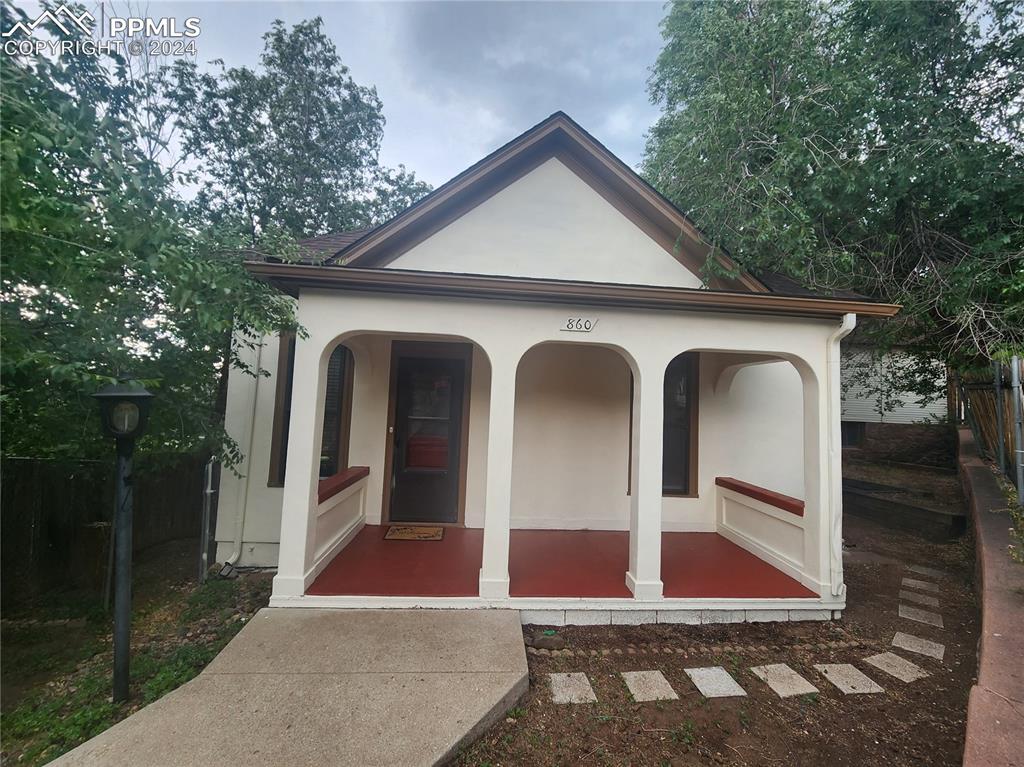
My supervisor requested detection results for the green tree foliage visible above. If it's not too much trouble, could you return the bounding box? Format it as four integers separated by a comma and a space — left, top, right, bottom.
645, 0, 1024, 369
0, 4, 298, 461
166, 17, 431, 242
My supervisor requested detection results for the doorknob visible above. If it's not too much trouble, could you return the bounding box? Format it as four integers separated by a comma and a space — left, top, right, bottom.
388, 426, 394, 434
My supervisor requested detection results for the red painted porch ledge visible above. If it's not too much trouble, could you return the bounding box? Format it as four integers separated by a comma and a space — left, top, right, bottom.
318, 466, 369, 504
715, 477, 804, 517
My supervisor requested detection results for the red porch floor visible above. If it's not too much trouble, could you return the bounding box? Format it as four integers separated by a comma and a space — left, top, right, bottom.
307, 526, 816, 599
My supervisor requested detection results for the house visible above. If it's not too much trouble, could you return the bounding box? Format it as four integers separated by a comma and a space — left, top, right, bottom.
840, 345, 952, 465
216, 112, 899, 624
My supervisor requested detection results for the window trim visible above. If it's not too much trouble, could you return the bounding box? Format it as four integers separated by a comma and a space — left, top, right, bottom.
662, 352, 700, 498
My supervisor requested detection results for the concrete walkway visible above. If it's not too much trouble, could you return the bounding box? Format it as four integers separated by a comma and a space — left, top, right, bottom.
54, 609, 527, 767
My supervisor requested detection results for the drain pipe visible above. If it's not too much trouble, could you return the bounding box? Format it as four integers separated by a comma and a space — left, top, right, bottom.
223, 337, 264, 570
826, 313, 856, 598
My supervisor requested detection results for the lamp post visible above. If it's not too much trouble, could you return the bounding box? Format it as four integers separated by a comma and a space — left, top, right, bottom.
93, 375, 153, 703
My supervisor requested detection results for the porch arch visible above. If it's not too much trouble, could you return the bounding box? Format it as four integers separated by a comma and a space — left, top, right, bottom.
661, 347, 825, 595
505, 340, 637, 597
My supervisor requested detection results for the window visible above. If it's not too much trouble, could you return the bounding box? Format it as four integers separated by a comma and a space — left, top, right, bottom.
318, 345, 354, 477
662, 352, 698, 495
268, 335, 354, 486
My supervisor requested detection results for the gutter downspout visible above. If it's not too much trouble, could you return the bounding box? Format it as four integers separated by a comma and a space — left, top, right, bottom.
826, 313, 856, 598
224, 337, 264, 568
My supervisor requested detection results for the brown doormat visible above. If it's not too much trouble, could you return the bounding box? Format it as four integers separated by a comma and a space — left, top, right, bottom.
384, 525, 445, 541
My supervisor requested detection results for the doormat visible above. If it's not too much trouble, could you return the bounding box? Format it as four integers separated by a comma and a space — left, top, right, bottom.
384, 525, 445, 541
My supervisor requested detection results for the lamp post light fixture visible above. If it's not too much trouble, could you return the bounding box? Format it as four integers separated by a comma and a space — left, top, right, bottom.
93, 375, 154, 703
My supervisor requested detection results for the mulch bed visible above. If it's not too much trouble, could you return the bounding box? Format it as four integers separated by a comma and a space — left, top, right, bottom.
456, 502, 978, 765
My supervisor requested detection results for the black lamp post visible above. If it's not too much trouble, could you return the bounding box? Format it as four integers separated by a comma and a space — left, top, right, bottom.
93, 375, 153, 703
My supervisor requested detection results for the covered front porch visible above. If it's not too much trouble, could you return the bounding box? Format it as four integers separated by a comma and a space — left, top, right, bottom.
262, 281, 861, 622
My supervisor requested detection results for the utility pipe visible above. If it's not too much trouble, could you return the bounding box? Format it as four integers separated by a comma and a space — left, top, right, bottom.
199, 455, 217, 582
1011, 356, 1024, 506
993, 360, 1006, 475
224, 337, 264, 567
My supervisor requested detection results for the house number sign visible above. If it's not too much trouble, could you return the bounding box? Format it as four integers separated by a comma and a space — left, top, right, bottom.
561, 317, 598, 333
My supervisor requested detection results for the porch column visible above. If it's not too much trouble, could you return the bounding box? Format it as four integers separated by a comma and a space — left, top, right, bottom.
626, 358, 665, 600
478, 354, 519, 599
272, 333, 329, 598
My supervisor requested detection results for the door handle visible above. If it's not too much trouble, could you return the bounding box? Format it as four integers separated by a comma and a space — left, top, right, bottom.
388, 426, 394, 434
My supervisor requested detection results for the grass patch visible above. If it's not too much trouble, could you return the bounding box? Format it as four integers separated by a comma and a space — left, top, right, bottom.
1, 572, 268, 766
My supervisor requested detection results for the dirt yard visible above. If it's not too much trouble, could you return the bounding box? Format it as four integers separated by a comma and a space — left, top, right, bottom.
456, 504, 978, 765
844, 458, 965, 518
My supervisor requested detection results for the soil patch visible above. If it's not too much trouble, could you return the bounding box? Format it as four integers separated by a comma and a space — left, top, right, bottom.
843, 458, 964, 517
456, 514, 978, 766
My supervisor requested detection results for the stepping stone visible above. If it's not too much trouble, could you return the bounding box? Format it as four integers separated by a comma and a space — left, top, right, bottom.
864, 652, 929, 683
684, 666, 747, 698
899, 589, 940, 608
892, 632, 945, 661
907, 564, 946, 579
549, 672, 597, 704
750, 664, 818, 698
902, 577, 940, 593
814, 664, 884, 694
899, 603, 944, 628
621, 670, 679, 702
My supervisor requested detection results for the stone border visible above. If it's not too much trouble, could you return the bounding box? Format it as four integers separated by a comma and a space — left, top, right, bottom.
518, 608, 838, 626
957, 428, 1024, 767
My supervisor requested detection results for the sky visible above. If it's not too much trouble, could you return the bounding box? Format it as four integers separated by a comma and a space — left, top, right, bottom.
99, 1, 669, 187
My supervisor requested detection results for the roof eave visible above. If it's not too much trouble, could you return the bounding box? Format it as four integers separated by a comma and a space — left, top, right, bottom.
245, 262, 901, 320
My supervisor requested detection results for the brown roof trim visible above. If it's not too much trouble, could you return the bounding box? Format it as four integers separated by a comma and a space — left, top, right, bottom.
332, 112, 768, 294
245, 262, 901, 320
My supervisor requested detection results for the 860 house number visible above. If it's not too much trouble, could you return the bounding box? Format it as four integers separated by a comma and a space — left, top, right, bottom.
561, 317, 598, 332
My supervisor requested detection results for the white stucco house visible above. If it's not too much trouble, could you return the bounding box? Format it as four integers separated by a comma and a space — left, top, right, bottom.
216, 112, 899, 624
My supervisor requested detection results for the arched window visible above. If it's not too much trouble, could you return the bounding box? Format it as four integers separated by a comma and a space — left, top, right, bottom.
269, 336, 354, 485
663, 352, 699, 495
318, 345, 354, 477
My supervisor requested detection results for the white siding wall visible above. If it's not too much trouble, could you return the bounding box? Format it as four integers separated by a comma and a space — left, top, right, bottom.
841, 348, 947, 424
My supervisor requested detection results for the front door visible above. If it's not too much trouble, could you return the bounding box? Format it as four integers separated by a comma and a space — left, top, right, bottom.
387, 347, 468, 524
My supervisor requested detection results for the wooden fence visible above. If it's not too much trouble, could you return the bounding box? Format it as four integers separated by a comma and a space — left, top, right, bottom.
1, 453, 210, 604
955, 359, 1024, 490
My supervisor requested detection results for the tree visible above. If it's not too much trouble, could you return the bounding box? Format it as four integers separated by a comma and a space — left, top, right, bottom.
0, 3, 297, 462
166, 17, 431, 243
645, 0, 1023, 372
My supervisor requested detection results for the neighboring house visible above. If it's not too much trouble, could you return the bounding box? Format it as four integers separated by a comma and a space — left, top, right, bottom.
840, 346, 951, 463
216, 112, 899, 624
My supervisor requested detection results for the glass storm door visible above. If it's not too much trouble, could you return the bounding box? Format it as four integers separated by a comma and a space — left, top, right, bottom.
388, 354, 466, 523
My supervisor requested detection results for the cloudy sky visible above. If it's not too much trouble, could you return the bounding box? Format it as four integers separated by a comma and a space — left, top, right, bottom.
128, 1, 668, 187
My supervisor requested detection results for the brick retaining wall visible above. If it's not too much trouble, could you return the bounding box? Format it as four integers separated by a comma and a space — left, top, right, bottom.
957, 428, 1024, 767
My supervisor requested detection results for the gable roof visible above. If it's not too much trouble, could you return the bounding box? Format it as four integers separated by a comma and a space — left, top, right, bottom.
249, 112, 900, 320
312, 112, 768, 293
